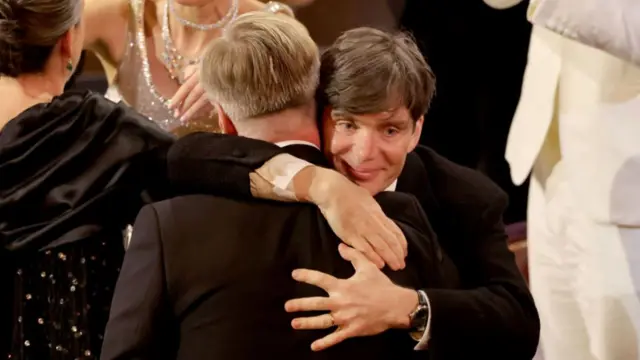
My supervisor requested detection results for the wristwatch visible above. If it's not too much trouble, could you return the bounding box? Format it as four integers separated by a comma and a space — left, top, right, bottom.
409, 290, 430, 341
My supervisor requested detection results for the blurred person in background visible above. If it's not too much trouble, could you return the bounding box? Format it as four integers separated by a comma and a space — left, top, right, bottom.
488, 0, 640, 359
83, 0, 308, 136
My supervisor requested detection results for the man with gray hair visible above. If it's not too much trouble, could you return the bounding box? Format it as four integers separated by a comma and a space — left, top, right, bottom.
101, 11, 454, 360
200, 11, 320, 143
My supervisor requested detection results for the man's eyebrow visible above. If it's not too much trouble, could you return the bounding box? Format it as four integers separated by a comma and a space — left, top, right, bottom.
381, 117, 411, 126
330, 110, 353, 119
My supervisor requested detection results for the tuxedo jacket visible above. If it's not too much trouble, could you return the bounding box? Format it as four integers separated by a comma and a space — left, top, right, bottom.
398, 146, 539, 358
159, 133, 540, 359
101, 144, 459, 360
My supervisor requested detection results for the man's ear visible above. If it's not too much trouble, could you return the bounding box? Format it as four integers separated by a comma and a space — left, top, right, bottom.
407, 115, 424, 153
216, 103, 237, 135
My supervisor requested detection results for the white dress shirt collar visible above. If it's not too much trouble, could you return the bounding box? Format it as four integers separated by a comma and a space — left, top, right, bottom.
385, 180, 398, 192
275, 140, 319, 150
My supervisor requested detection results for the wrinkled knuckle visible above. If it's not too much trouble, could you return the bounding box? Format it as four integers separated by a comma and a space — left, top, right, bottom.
332, 312, 348, 325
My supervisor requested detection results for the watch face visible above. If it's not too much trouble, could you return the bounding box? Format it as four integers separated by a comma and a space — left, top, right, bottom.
410, 305, 428, 331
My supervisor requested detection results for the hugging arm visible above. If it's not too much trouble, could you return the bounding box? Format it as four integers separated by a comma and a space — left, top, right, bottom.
167, 132, 407, 269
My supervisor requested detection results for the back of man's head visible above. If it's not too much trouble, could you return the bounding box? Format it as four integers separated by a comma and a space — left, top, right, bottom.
200, 12, 320, 125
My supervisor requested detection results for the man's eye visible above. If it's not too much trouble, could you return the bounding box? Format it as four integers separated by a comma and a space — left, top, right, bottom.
336, 121, 355, 130
385, 127, 399, 136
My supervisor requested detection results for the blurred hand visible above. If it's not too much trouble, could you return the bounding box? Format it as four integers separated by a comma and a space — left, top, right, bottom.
168, 64, 213, 122
311, 170, 408, 270
285, 244, 418, 351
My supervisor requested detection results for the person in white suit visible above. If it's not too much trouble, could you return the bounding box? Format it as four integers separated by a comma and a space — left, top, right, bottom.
485, 0, 640, 359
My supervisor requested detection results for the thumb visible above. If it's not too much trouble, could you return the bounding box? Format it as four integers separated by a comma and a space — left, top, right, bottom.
338, 243, 374, 271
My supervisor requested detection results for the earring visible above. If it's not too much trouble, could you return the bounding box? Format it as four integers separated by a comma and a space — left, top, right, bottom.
66, 60, 74, 72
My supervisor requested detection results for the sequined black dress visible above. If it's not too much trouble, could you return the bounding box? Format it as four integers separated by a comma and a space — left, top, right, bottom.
0, 91, 174, 360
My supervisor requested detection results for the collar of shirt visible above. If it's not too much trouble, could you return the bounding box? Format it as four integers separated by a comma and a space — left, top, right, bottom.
385, 180, 397, 192
275, 140, 320, 150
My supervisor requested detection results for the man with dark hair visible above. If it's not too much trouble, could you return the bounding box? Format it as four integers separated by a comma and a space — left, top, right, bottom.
162, 27, 540, 359
277, 28, 538, 359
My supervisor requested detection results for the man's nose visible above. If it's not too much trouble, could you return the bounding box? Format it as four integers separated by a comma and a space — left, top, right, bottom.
350, 131, 377, 164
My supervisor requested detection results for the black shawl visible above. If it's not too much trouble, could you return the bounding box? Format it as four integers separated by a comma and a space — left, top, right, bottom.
0, 90, 174, 253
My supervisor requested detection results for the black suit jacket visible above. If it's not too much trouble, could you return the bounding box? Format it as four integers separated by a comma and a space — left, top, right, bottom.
163, 135, 540, 359
101, 145, 458, 360
397, 146, 539, 359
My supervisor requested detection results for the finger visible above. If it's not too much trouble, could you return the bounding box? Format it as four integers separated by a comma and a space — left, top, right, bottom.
169, 75, 197, 111
291, 269, 339, 292
372, 213, 407, 262
180, 96, 211, 123
378, 229, 406, 270
364, 233, 404, 271
177, 83, 206, 117
389, 220, 408, 256
183, 64, 198, 79
291, 313, 335, 330
345, 239, 385, 269
311, 328, 353, 351
285, 297, 332, 313
338, 244, 379, 272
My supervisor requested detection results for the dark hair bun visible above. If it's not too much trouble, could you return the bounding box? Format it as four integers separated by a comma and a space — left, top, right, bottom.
0, 1, 22, 77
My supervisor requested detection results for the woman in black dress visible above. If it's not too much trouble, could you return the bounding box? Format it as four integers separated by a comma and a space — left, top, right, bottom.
0, 1, 402, 358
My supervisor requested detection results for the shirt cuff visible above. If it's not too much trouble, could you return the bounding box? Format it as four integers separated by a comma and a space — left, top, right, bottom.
253, 153, 313, 201
413, 290, 432, 350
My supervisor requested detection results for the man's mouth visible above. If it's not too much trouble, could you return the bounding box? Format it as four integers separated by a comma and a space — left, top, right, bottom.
342, 161, 380, 181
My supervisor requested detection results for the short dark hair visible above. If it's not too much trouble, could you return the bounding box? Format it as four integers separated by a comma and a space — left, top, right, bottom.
0, 0, 82, 77
319, 27, 436, 122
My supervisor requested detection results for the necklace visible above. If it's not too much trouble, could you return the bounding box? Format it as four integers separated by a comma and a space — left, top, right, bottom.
161, 0, 238, 83
136, 0, 285, 113
168, 0, 239, 31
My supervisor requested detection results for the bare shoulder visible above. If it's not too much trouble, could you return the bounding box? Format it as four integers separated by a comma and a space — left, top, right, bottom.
84, 0, 131, 64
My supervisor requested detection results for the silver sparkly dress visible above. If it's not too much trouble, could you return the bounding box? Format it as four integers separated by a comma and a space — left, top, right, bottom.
105, 0, 293, 137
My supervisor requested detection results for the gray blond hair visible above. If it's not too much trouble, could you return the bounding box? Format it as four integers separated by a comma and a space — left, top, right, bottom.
200, 11, 320, 121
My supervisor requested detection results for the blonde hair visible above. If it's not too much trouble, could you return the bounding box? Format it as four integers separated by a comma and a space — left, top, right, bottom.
200, 11, 319, 121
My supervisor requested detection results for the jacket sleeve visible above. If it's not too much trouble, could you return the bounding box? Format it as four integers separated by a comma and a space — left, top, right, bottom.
424, 192, 540, 359
101, 205, 177, 360
166, 132, 287, 198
